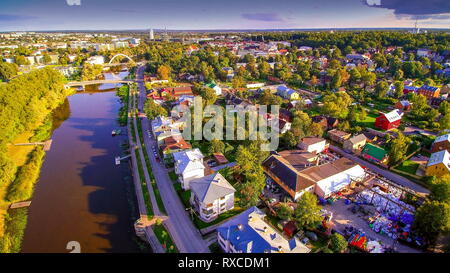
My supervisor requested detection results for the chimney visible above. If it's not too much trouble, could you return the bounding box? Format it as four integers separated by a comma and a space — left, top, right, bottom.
263, 226, 268, 233
237, 224, 244, 231
278, 246, 283, 252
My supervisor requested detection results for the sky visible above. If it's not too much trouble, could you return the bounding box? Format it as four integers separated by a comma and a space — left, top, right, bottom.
0, 0, 449, 31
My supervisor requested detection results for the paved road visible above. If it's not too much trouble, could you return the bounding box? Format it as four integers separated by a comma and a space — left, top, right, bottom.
136, 66, 210, 253
329, 145, 430, 195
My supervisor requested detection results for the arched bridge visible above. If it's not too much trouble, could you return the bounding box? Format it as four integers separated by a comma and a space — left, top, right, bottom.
64, 79, 139, 89
108, 53, 135, 65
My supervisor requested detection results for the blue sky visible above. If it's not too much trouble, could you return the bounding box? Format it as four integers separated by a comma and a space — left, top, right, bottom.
0, 0, 449, 31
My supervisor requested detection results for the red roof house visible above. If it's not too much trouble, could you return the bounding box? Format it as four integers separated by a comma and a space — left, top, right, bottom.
374, 110, 402, 131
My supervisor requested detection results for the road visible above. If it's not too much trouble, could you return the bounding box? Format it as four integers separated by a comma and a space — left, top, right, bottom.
329, 145, 430, 195
135, 66, 210, 253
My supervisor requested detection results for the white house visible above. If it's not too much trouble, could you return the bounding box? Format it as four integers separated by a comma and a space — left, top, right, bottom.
86, 55, 105, 65
173, 149, 205, 190
190, 173, 235, 222
298, 137, 328, 154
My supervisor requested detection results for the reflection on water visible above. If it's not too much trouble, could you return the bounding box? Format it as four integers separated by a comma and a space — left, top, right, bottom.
22, 71, 148, 253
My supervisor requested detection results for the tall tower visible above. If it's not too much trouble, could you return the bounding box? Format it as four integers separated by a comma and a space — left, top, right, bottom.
149, 28, 154, 40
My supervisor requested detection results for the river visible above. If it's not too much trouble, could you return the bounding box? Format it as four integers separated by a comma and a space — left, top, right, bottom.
21, 71, 149, 253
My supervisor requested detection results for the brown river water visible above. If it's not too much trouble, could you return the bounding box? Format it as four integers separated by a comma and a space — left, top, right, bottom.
21, 72, 149, 253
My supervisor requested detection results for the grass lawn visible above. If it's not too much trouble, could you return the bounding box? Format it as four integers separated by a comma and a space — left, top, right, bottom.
168, 171, 178, 182
193, 207, 245, 230
396, 160, 419, 175
356, 112, 378, 129
152, 223, 178, 253
173, 183, 191, 208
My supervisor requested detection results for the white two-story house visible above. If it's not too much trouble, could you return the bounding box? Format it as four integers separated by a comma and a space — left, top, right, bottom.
173, 149, 205, 190
189, 173, 235, 222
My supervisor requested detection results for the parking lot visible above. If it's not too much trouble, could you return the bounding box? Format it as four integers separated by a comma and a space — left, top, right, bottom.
324, 198, 421, 253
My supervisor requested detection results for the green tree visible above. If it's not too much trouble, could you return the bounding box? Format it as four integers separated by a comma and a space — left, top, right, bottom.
430, 175, 450, 203
157, 65, 171, 80
294, 192, 323, 229
144, 98, 168, 120
200, 87, 217, 106
393, 81, 404, 98
277, 203, 294, 220
375, 81, 389, 98
330, 233, 348, 253
208, 139, 225, 154
0, 62, 19, 81
413, 200, 450, 245
388, 132, 410, 166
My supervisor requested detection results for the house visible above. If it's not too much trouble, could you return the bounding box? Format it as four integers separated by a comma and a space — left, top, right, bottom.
298, 137, 328, 154
343, 134, 367, 153
276, 86, 300, 101
403, 85, 418, 95
217, 207, 311, 253
262, 155, 365, 200
190, 173, 235, 222
395, 100, 411, 111
160, 135, 192, 159
361, 143, 388, 164
213, 153, 229, 165
312, 115, 339, 130
431, 133, 450, 153
327, 129, 351, 144
417, 85, 441, 99
375, 110, 402, 131
205, 83, 222, 96
86, 55, 105, 65
425, 150, 450, 177
151, 116, 174, 138
164, 85, 194, 97
173, 149, 205, 190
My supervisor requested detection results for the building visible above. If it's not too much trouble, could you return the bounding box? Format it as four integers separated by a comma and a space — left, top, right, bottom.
86, 55, 105, 65
173, 149, 205, 190
431, 133, 450, 153
312, 115, 339, 130
328, 129, 351, 144
395, 100, 412, 111
417, 85, 441, 99
276, 86, 300, 101
343, 134, 367, 153
205, 83, 222, 96
217, 207, 311, 253
163, 85, 194, 97
263, 153, 365, 200
361, 143, 388, 164
297, 137, 328, 154
426, 150, 450, 177
160, 135, 192, 159
190, 173, 235, 222
375, 110, 402, 131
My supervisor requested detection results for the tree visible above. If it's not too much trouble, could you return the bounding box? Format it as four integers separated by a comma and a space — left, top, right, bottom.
393, 81, 404, 98
200, 87, 217, 106
430, 175, 450, 203
144, 98, 167, 120
440, 113, 450, 130
321, 92, 352, 119
277, 203, 294, 220
375, 81, 389, 98
294, 192, 323, 229
81, 63, 103, 81
0, 62, 19, 81
330, 233, 348, 253
413, 200, 450, 245
281, 131, 298, 148
208, 139, 225, 154
388, 132, 410, 166
14, 55, 30, 66
157, 65, 171, 80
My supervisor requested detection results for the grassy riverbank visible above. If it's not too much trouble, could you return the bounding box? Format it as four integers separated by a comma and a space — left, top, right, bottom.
0, 68, 74, 253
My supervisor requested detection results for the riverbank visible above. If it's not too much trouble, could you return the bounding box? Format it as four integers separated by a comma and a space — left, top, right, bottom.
0, 96, 74, 253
